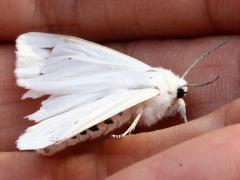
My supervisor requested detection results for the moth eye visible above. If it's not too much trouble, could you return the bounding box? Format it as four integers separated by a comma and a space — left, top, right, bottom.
177, 88, 186, 98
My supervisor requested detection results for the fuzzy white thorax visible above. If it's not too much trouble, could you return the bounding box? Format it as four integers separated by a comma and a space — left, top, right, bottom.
139, 68, 187, 126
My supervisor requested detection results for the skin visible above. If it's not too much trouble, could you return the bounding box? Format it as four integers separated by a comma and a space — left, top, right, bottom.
0, 0, 240, 179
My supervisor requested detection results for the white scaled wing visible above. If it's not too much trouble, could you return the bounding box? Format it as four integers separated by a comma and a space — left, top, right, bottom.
15, 32, 160, 150
17, 89, 159, 150
15, 32, 151, 96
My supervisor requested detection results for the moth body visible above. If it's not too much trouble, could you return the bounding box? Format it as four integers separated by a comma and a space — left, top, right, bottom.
37, 69, 187, 155
15, 32, 222, 155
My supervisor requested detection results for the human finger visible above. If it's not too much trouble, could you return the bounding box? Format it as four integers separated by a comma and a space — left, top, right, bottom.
1, 0, 240, 41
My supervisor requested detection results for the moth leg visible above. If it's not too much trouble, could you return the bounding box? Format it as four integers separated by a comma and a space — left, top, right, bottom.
178, 99, 187, 123
112, 110, 143, 138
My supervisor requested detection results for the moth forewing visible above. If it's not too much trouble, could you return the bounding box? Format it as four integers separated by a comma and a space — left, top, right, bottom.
15, 32, 155, 153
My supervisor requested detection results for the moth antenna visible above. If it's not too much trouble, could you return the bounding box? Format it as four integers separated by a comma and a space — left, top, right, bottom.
186, 75, 219, 87
181, 40, 228, 79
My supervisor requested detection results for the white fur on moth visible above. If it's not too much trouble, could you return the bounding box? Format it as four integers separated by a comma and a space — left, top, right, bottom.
15, 32, 226, 155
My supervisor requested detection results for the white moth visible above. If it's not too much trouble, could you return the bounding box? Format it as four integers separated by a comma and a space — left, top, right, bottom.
15, 32, 226, 155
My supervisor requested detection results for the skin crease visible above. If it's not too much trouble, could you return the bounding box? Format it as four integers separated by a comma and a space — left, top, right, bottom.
0, 0, 239, 180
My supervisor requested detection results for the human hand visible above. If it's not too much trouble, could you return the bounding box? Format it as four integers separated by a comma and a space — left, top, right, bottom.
0, 1, 239, 179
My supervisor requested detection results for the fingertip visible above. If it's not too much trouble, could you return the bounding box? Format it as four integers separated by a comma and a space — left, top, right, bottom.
107, 123, 240, 180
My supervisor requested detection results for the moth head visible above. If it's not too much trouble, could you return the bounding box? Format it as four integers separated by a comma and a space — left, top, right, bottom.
177, 74, 219, 99
178, 40, 228, 98
177, 87, 188, 99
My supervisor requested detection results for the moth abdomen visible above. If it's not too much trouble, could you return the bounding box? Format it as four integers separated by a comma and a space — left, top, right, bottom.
80, 130, 87, 135
89, 125, 99, 131
104, 118, 114, 124
37, 108, 133, 155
